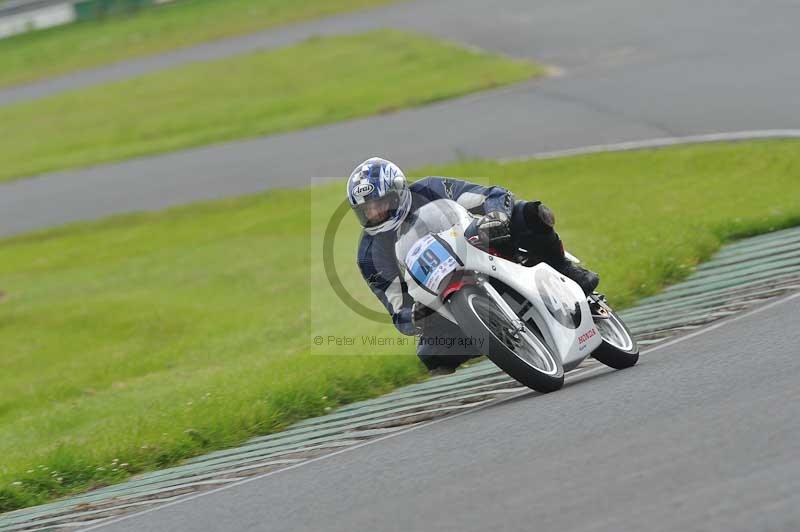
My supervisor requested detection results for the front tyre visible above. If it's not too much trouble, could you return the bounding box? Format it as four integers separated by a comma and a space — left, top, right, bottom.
591, 298, 639, 369
447, 285, 564, 393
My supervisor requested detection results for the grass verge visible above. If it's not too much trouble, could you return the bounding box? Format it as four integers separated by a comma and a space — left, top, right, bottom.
0, 30, 540, 184
1, 140, 799, 512
0, 0, 400, 89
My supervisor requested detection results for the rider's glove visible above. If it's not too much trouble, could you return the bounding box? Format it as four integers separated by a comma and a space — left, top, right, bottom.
476, 211, 511, 248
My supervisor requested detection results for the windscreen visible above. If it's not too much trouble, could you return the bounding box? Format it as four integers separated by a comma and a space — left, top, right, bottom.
395, 199, 472, 264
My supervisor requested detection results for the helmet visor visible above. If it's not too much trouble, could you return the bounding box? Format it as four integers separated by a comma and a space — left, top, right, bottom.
352, 192, 400, 228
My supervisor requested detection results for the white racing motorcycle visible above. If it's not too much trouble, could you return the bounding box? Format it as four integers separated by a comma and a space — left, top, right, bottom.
396, 199, 638, 393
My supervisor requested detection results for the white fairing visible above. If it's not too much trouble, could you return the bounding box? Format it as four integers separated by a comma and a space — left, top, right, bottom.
396, 200, 602, 369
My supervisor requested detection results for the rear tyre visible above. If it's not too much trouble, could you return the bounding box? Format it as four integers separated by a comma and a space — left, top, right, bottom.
448, 285, 564, 393
592, 303, 639, 369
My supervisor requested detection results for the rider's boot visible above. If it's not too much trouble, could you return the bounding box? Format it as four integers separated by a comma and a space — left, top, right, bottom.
556, 259, 600, 296
544, 232, 599, 295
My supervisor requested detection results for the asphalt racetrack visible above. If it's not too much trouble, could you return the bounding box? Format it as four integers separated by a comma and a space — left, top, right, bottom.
2, 0, 800, 236
87, 293, 800, 532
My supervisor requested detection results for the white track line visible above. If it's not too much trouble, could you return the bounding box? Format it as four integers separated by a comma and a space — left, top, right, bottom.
82, 290, 800, 531
501, 129, 800, 162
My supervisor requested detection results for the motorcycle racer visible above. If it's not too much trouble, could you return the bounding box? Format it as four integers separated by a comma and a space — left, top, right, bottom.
347, 157, 599, 374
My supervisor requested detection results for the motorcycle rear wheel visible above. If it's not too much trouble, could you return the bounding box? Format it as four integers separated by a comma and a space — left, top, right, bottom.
448, 285, 564, 393
591, 300, 639, 369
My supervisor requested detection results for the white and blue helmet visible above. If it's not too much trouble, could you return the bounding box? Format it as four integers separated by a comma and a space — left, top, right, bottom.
347, 157, 412, 235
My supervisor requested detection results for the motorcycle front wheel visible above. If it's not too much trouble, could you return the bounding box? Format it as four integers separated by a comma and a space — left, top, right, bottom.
447, 285, 564, 393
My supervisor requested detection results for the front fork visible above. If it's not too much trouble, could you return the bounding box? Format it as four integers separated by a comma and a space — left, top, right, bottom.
475, 276, 528, 337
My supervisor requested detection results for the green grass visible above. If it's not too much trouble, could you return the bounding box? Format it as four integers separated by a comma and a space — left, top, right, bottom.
0, 30, 540, 184
2, 140, 800, 512
0, 0, 401, 89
